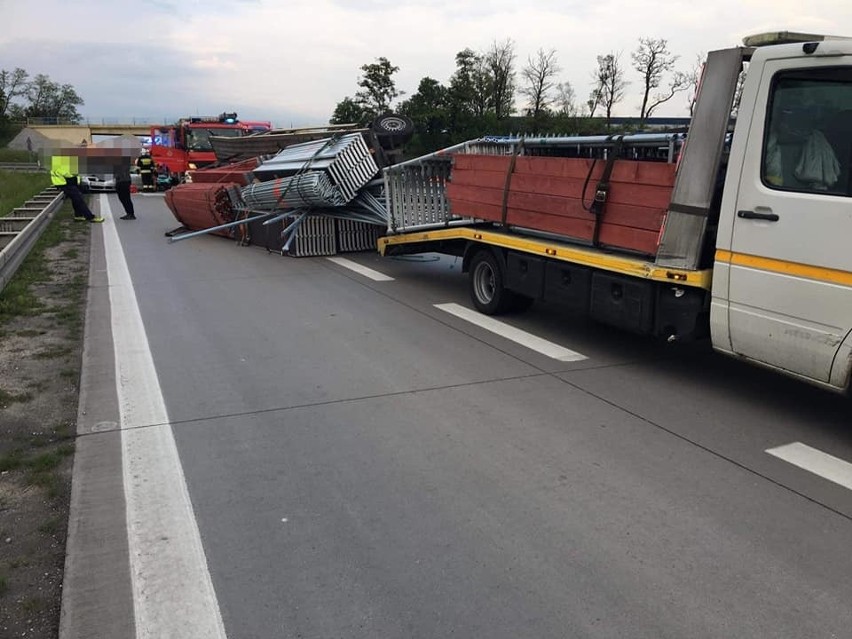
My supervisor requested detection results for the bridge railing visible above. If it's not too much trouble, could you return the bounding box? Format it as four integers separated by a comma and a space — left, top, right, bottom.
26, 117, 173, 126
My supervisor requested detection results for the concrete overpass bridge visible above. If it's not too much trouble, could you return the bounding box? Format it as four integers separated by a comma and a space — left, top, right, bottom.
24, 123, 156, 145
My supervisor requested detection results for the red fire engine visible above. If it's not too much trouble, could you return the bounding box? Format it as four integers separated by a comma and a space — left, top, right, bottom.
240, 120, 273, 134
150, 112, 250, 180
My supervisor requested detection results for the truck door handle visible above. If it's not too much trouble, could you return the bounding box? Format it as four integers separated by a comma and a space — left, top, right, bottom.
738, 210, 779, 222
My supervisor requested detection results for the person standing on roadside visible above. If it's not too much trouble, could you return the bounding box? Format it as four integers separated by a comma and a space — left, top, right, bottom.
50, 152, 104, 223
114, 156, 136, 220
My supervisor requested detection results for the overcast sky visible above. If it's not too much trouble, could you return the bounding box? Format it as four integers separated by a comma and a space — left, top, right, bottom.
2, 0, 851, 127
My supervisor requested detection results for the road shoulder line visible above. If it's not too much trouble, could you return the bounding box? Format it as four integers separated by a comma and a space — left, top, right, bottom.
60, 196, 135, 639
101, 194, 228, 638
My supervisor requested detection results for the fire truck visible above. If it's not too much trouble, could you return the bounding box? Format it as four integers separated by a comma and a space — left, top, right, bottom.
240, 120, 273, 134
149, 112, 248, 181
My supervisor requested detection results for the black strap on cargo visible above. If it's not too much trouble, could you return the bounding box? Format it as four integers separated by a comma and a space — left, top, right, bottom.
500, 138, 524, 226
582, 135, 623, 247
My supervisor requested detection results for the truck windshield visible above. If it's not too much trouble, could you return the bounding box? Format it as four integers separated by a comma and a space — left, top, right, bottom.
185, 127, 243, 152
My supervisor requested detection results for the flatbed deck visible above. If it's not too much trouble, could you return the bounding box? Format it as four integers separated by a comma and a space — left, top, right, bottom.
379, 226, 713, 290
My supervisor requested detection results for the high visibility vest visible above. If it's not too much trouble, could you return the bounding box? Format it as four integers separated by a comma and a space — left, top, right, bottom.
50, 155, 78, 186
137, 156, 154, 173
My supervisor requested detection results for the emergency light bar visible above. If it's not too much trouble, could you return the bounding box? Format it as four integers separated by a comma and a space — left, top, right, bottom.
743, 31, 852, 47
186, 112, 239, 124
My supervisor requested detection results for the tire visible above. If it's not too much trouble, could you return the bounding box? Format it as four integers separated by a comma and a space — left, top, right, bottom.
469, 250, 514, 315
371, 113, 415, 137
370, 114, 415, 149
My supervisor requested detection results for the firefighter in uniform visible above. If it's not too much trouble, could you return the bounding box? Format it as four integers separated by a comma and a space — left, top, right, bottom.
136, 149, 155, 192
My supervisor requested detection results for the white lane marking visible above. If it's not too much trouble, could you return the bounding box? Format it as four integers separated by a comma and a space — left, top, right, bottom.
326, 256, 394, 281
766, 442, 852, 491
101, 195, 227, 639
435, 302, 588, 362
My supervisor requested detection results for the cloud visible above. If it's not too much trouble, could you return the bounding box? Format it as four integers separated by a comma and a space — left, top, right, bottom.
3, 0, 852, 125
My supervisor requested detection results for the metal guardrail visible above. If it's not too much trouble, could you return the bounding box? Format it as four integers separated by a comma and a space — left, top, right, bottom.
0, 189, 65, 294
0, 162, 44, 172
24, 117, 174, 126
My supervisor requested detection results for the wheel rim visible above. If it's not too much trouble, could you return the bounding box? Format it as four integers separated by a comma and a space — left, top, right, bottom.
473, 261, 496, 304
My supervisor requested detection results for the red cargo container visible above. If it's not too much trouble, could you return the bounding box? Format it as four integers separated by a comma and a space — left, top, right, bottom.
446, 154, 677, 256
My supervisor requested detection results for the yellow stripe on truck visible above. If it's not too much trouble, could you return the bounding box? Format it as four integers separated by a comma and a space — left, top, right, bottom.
715, 249, 852, 288
380, 228, 714, 289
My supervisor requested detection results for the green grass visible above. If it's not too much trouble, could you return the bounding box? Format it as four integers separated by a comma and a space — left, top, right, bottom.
33, 345, 73, 360
0, 388, 33, 406
22, 432, 54, 448
26, 446, 74, 473
15, 329, 45, 337
65, 217, 89, 239
21, 596, 49, 613
52, 307, 83, 340
0, 448, 26, 472
25, 444, 75, 497
53, 422, 72, 440
26, 379, 48, 392
27, 471, 61, 498
0, 204, 69, 321
0, 443, 73, 476
0, 170, 51, 217
54, 303, 83, 322
37, 517, 61, 536
0, 148, 35, 162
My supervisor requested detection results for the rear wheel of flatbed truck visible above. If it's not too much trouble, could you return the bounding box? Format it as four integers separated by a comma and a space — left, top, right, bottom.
469, 249, 532, 315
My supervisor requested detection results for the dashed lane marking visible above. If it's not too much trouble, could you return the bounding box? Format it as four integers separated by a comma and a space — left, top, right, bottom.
327, 256, 395, 281
434, 302, 588, 362
766, 442, 852, 491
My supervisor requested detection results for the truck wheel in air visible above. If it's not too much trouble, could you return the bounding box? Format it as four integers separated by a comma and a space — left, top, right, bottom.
469, 250, 514, 315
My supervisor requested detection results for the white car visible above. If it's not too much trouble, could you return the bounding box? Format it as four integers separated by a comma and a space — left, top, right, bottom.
80, 174, 116, 193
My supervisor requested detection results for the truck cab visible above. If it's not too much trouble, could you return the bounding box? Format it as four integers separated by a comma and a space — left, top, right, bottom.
711, 35, 852, 391
150, 112, 246, 179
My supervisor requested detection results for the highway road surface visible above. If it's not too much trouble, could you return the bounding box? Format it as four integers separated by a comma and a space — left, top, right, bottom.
60, 193, 852, 639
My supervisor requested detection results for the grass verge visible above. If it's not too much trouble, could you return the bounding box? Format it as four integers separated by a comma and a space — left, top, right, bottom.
0, 203, 68, 320
0, 148, 34, 162
0, 194, 91, 636
0, 169, 51, 218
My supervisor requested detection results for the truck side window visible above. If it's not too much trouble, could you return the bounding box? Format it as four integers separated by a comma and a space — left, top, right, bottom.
762, 68, 852, 197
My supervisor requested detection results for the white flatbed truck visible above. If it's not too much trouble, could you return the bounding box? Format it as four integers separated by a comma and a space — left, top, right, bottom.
378, 32, 852, 393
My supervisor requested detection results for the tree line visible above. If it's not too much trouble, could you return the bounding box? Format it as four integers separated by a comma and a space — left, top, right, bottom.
0, 68, 84, 123
331, 38, 703, 156
0, 68, 85, 145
